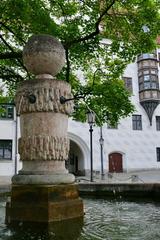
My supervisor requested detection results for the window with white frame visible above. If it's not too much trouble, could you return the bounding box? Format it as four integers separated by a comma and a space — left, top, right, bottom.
122, 77, 133, 93
132, 115, 142, 130
0, 104, 14, 119
156, 116, 160, 131
0, 140, 12, 160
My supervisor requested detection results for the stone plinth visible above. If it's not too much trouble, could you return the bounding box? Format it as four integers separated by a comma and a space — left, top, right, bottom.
6, 34, 84, 224
6, 184, 83, 224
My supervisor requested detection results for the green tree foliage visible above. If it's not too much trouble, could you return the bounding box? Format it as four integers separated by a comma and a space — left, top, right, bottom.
0, 87, 13, 115
0, 0, 160, 125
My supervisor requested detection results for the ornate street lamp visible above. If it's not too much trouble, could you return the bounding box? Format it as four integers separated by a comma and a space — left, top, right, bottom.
87, 111, 95, 182
99, 126, 105, 180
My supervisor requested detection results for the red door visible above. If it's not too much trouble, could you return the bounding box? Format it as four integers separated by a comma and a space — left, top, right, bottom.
109, 153, 123, 173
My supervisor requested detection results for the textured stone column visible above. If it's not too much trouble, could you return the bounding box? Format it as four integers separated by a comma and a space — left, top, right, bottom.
13, 78, 74, 184
6, 35, 83, 224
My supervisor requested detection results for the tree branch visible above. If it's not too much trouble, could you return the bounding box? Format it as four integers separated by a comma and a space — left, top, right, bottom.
0, 22, 26, 44
57, 2, 66, 16
0, 75, 21, 82
0, 34, 29, 75
64, 0, 116, 48
65, 48, 70, 82
0, 65, 24, 83
0, 51, 22, 59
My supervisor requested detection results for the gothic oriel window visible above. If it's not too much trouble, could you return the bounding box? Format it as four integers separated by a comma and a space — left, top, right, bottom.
138, 73, 159, 90
137, 52, 160, 126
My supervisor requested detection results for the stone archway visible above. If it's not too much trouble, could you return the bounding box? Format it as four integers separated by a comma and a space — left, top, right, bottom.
67, 132, 90, 176
66, 140, 83, 176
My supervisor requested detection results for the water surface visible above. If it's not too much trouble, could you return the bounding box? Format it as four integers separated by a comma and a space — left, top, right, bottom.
0, 197, 160, 240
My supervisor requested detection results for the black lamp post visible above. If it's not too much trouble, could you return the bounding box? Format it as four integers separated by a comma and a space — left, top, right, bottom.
87, 111, 95, 182
99, 126, 105, 180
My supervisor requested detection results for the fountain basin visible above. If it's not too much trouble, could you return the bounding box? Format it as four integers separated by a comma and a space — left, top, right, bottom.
1, 196, 160, 239
78, 182, 160, 199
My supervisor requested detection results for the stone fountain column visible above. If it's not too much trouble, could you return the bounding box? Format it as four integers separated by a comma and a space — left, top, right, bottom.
6, 35, 83, 224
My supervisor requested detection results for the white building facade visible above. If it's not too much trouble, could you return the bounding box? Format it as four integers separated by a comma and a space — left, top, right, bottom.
1, 51, 160, 176
0, 105, 18, 175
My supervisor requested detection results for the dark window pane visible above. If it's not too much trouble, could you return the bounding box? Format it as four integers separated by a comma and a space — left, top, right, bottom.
0, 149, 3, 158
151, 75, 157, 81
156, 148, 160, 162
7, 107, 14, 118
144, 82, 151, 89
152, 82, 157, 89
122, 77, 133, 93
4, 149, 12, 159
156, 116, 160, 131
132, 115, 142, 130
0, 140, 12, 160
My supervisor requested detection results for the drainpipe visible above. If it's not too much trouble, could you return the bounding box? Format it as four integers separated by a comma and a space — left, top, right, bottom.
14, 113, 19, 174
14, 95, 23, 174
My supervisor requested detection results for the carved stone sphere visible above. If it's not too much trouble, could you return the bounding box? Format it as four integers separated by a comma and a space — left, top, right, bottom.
23, 34, 65, 76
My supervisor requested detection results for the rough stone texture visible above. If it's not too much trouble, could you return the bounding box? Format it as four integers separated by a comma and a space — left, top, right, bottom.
19, 161, 67, 174
20, 112, 68, 137
6, 184, 84, 224
23, 34, 65, 76
15, 78, 73, 115
14, 77, 73, 179
18, 136, 69, 161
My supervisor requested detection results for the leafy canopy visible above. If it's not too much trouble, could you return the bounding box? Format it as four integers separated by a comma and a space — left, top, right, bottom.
0, 0, 160, 125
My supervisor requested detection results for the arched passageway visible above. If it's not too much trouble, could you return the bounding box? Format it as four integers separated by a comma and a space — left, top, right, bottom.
67, 132, 90, 176
66, 140, 85, 176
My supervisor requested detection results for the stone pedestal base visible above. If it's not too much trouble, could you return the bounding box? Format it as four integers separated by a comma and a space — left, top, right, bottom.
6, 184, 83, 225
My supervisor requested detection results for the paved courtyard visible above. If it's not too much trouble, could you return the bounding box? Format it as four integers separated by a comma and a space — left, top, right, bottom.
1, 170, 160, 187
76, 170, 160, 184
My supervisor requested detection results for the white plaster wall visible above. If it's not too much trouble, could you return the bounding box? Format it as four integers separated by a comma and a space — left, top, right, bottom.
1, 57, 160, 175
103, 111, 160, 172
0, 109, 22, 176
68, 59, 160, 173
0, 118, 16, 175
68, 110, 160, 173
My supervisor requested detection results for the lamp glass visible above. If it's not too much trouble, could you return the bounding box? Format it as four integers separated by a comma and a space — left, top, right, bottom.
87, 111, 95, 125
99, 137, 104, 145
